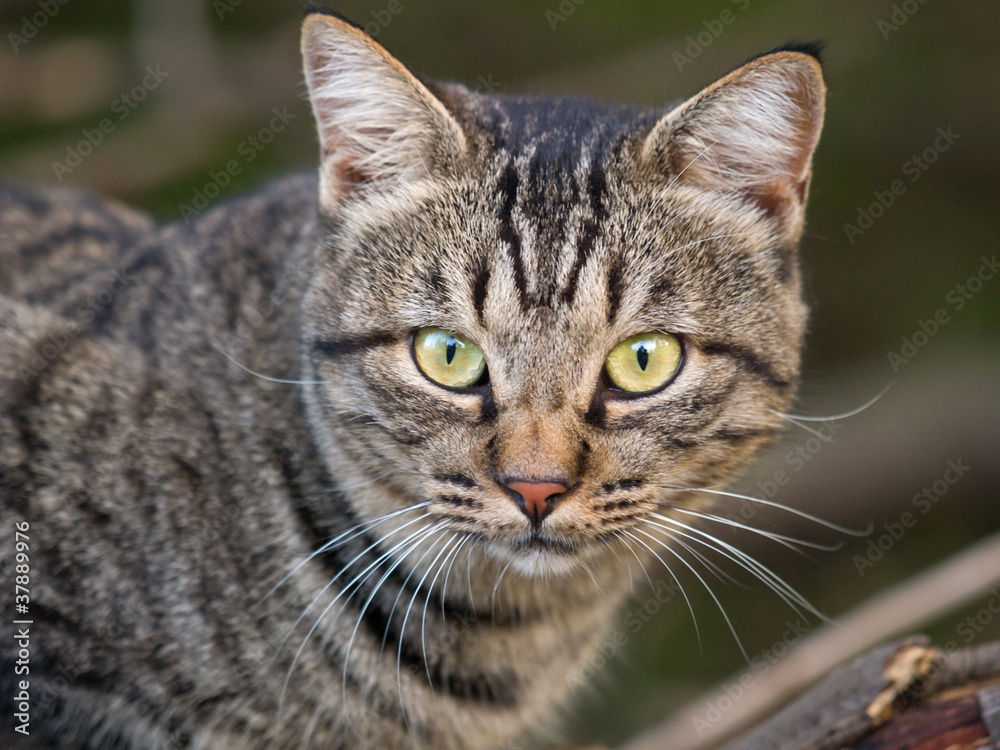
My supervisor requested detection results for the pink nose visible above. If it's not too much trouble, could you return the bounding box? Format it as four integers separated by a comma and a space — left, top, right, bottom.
505, 481, 568, 527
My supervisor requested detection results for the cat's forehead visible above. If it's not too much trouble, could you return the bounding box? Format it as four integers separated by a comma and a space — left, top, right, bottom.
447, 90, 658, 162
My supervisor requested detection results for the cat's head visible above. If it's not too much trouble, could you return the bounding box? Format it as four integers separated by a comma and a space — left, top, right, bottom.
298, 11, 825, 578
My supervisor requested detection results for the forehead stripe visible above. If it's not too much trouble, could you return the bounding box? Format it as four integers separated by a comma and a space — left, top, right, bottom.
497, 161, 529, 311
561, 163, 607, 306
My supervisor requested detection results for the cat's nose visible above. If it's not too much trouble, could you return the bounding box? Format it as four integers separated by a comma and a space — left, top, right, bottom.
504, 480, 568, 527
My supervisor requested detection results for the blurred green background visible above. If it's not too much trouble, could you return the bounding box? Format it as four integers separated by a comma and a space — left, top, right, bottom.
2, 1, 998, 747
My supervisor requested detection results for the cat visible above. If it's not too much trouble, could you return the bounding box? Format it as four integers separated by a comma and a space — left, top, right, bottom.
0, 8, 826, 750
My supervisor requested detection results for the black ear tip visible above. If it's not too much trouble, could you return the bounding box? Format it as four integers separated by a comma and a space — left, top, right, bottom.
302, 2, 366, 32
748, 40, 827, 66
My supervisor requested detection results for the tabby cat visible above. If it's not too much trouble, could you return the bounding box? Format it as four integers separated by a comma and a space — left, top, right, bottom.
0, 9, 826, 749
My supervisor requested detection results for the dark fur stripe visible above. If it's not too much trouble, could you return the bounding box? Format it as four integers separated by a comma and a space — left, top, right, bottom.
319, 523, 521, 707
562, 165, 607, 305
17, 224, 118, 259
497, 162, 529, 310
312, 332, 399, 357
434, 474, 478, 488
470, 256, 491, 325
605, 257, 625, 324
701, 341, 792, 391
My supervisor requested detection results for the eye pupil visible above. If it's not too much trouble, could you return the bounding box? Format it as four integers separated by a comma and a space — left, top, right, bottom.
446, 338, 457, 365
636, 344, 649, 371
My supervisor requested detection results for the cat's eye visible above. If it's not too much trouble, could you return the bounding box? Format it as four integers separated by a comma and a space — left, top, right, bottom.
413, 327, 487, 389
605, 332, 683, 394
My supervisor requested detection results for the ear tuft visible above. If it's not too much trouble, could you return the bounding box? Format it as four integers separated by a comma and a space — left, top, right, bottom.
301, 14, 466, 208
745, 39, 826, 65
643, 51, 826, 239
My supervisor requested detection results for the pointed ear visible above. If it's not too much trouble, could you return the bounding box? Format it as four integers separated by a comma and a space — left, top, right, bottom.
301, 13, 467, 208
642, 49, 826, 240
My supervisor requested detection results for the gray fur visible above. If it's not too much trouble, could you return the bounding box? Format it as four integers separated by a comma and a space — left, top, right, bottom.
0, 15, 825, 750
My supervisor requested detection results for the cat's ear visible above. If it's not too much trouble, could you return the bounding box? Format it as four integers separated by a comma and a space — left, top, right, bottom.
642, 47, 826, 240
301, 12, 467, 208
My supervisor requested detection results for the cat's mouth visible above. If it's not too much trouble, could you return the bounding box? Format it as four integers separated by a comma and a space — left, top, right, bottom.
510, 531, 578, 555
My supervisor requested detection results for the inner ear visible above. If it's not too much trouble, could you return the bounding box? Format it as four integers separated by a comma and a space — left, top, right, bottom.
644, 49, 826, 237
301, 13, 468, 208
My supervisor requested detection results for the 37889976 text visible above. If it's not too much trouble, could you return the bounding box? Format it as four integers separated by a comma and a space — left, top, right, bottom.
14, 522, 31, 610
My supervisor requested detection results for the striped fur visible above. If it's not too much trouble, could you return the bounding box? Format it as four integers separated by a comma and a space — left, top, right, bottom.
0, 13, 825, 750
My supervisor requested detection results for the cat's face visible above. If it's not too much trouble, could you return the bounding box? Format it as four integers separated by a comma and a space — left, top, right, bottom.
299, 13, 824, 577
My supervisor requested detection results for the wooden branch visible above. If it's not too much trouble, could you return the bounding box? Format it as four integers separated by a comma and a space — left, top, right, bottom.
719, 639, 1000, 749
624, 531, 1000, 750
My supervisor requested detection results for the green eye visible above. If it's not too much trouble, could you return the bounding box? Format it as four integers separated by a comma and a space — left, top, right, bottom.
605, 332, 682, 393
413, 327, 486, 388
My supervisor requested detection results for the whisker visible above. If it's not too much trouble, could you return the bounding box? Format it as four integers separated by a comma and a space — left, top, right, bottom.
614, 530, 655, 592
270, 513, 433, 641
211, 340, 326, 385
621, 529, 702, 650
466, 537, 477, 611
649, 514, 828, 623
600, 535, 634, 595
396, 532, 457, 725
441, 534, 473, 619
633, 526, 747, 661
774, 413, 838, 442
340, 526, 454, 705
490, 557, 517, 620
771, 382, 893, 422
421, 536, 466, 684
670, 486, 873, 536
656, 526, 744, 588
645, 517, 802, 614
278, 521, 445, 710
258, 502, 433, 608
578, 556, 604, 595
668, 506, 844, 553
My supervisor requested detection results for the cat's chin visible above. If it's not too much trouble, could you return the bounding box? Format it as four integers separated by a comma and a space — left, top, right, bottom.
485, 533, 599, 579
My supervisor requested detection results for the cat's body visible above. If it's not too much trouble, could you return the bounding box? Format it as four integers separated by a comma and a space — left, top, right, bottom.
1, 173, 634, 749
1, 10, 826, 750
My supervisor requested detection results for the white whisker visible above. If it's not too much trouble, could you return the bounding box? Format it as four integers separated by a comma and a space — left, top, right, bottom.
440, 534, 473, 619
278, 521, 445, 711
421, 536, 466, 684
649, 514, 828, 623
211, 340, 326, 385
614, 530, 655, 591
669, 506, 844, 553
633, 526, 746, 660
396, 532, 455, 730
258, 502, 432, 607
771, 382, 893, 422
621, 529, 701, 650
676, 486, 873, 536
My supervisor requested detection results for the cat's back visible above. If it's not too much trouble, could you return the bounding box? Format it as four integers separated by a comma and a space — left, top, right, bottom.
0, 182, 155, 313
